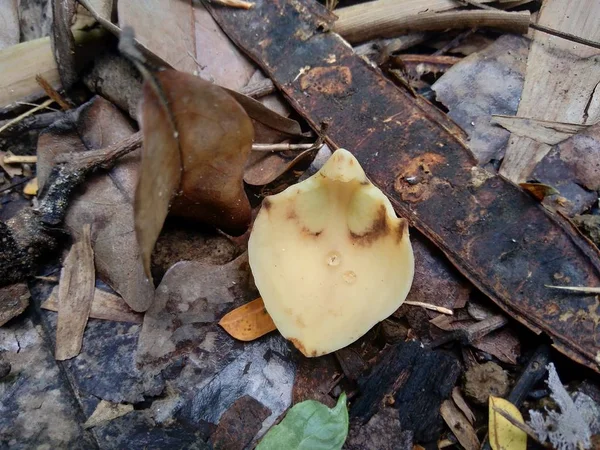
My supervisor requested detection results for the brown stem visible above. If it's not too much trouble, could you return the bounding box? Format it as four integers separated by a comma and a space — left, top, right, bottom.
334, 7, 531, 43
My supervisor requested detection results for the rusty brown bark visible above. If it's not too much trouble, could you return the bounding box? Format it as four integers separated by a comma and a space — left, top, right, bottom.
207, 0, 600, 372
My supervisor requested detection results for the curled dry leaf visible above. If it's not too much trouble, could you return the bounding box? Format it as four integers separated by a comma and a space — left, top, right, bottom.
249, 149, 414, 357
489, 396, 527, 450
218, 297, 277, 341
135, 70, 254, 278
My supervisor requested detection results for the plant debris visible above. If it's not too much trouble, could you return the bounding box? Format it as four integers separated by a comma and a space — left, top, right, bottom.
55, 224, 95, 361
256, 393, 348, 450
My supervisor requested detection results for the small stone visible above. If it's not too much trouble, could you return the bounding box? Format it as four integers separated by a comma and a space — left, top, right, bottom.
0, 283, 30, 326
463, 361, 510, 405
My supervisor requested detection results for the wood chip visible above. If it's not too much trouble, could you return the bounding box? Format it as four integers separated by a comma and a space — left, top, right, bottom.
0, 283, 30, 326
55, 224, 95, 360
41, 286, 142, 324
451, 387, 476, 425
440, 399, 480, 450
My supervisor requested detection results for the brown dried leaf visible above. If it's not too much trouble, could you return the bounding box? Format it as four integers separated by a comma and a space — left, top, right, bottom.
0, 151, 22, 178
244, 148, 317, 186
41, 286, 142, 324
440, 399, 480, 450
37, 96, 154, 313
55, 224, 95, 360
219, 297, 277, 342
135, 70, 254, 278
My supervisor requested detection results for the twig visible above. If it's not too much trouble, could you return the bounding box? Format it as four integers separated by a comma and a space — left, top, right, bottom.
545, 285, 600, 294
0, 177, 32, 194
334, 6, 531, 43
40, 132, 142, 225
251, 143, 322, 152
531, 22, 600, 51
208, 0, 254, 9
491, 407, 551, 448
35, 75, 72, 110
0, 99, 54, 135
15, 102, 60, 112
238, 78, 276, 99
3, 155, 37, 164
404, 301, 453, 315
432, 28, 476, 56
429, 314, 508, 348
450, 0, 600, 50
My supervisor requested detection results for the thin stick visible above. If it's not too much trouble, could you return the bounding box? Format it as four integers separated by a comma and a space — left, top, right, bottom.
530, 23, 600, 51
238, 78, 276, 99
35, 75, 72, 110
0, 99, 54, 135
335, 7, 531, 43
252, 143, 321, 152
3, 155, 37, 164
545, 285, 600, 294
404, 301, 453, 315
209, 0, 254, 9
491, 407, 550, 448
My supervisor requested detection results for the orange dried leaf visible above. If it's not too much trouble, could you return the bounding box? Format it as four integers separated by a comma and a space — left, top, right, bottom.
219, 297, 277, 341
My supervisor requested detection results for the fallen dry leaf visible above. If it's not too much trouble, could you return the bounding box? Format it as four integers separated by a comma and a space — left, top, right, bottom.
55, 224, 95, 361
432, 34, 529, 164
518, 182, 560, 202
440, 399, 480, 450
41, 286, 142, 324
489, 396, 527, 450
83, 400, 133, 429
37, 96, 154, 312
23, 178, 38, 196
135, 70, 254, 278
219, 297, 277, 341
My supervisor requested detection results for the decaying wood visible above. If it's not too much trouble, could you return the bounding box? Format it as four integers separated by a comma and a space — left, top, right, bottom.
335, 8, 530, 44
500, 0, 600, 182
350, 341, 461, 442
55, 224, 95, 361
0, 37, 60, 109
207, 0, 600, 372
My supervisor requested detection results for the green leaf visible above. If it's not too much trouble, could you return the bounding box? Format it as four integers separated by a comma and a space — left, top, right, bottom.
256, 393, 349, 450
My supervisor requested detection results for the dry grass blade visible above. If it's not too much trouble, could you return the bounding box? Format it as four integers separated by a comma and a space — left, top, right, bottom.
404, 300, 453, 315
210, 0, 254, 9
55, 224, 95, 361
545, 285, 600, 294
219, 297, 277, 341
